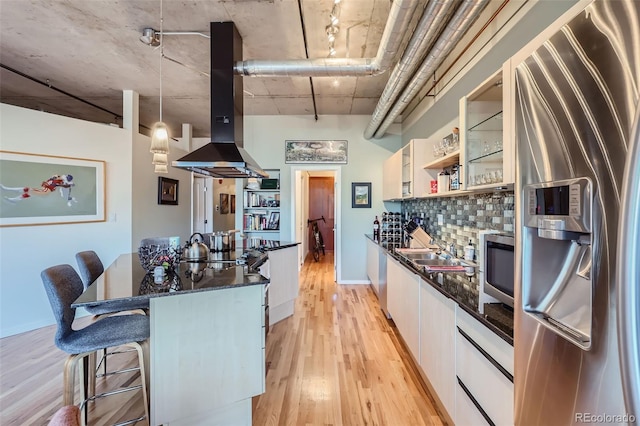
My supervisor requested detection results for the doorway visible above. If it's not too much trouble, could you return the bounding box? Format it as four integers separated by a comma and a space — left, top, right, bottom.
308, 175, 335, 254
291, 166, 341, 283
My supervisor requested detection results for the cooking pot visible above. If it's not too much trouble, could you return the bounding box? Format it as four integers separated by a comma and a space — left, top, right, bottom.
183, 233, 209, 261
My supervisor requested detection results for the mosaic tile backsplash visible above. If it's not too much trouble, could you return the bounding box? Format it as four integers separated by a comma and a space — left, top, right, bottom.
400, 191, 515, 306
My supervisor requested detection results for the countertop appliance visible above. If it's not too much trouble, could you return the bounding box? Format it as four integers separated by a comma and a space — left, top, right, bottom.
515, 0, 639, 422
480, 233, 514, 309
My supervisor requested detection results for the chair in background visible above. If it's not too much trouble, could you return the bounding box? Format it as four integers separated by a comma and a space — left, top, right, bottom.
75, 251, 148, 390
41, 264, 150, 425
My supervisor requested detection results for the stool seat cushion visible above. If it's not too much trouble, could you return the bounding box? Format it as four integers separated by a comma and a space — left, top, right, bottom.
85, 299, 149, 315
60, 314, 150, 354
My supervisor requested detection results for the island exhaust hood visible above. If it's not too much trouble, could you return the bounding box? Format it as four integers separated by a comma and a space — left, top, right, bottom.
172, 22, 268, 179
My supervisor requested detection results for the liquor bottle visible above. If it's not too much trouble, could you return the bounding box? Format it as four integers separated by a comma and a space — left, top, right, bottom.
373, 215, 380, 243
450, 164, 459, 190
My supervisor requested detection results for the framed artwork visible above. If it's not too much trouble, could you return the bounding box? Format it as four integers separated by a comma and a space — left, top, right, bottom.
0, 150, 106, 227
220, 193, 229, 214
267, 211, 280, 230
285, 140, 347, 164
230, 194, 236, 213
158, 177, 179, 205
351, 182, 371, 208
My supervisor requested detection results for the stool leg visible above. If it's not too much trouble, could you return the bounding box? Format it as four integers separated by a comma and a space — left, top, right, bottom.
62, 355, 77, 406
130, 341, 150, 425
80, 356, 88, 426
88, 351, 96, 398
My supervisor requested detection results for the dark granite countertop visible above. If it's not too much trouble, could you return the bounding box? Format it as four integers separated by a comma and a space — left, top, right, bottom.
73, 240, 301, 309
366, 234, 514, 345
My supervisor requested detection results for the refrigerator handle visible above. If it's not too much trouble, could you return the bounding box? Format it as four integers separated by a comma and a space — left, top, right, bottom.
617, 106, 640, 418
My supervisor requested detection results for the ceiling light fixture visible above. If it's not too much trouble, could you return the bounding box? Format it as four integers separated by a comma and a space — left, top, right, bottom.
138, 28, 210, 46
152, 153, 168, 165
149, 0, 170, 173
326, 2, 342, 58
140, 28, 160, 46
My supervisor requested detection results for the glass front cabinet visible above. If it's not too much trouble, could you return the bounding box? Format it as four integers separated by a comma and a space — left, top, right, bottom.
459, 61, 514, 191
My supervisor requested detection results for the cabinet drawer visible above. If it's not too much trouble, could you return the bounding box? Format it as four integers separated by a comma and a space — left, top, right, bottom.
456, 327, 513, 425
457, 308, 513, 375
456, 377, 492, 426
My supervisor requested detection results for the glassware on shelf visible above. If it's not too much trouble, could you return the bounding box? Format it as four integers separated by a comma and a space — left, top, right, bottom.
483, 141, 491, 155
494, 140, 503, 151
442, 137, 452, 155
433, 142, 444, 157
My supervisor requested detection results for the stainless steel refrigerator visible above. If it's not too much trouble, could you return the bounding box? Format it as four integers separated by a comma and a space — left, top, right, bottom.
514, 0, 640, 424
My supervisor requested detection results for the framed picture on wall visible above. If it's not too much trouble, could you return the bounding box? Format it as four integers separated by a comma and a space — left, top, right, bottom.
285, 140, 348, 164
0, 150, 106, 227
220, 193, 229, 214
267, 211, 280, 230
351, 182, 371, 208
230, 194, 235, 213
158, 177, 179, 205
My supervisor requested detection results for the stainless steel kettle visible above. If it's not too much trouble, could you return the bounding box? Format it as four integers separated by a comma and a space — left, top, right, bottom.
183, 233, 209, 261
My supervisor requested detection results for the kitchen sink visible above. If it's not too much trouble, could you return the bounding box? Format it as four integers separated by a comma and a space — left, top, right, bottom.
395, 247, 475, 274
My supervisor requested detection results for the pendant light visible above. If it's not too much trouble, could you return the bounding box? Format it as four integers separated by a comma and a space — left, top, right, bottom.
150, 0, 169, 172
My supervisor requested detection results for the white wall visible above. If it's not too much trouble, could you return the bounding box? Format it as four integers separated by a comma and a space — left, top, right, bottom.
0, 103, 193, 337
212, 179, 237, 231
131, 129, 192, 248
243, 115, 401, 283
0, 104, 133, 337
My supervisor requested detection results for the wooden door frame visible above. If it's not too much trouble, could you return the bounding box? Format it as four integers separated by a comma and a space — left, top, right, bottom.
290, 166, 341, 283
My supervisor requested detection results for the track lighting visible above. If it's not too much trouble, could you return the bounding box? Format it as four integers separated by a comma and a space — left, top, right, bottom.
326, 3, 342, 57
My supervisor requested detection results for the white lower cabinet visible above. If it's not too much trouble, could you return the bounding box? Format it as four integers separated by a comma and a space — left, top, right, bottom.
419, 281, 457, 420
386, 255, 420, 361
386, 255, 514, 425
366, 238, 383, 295
456, 307, 514, 425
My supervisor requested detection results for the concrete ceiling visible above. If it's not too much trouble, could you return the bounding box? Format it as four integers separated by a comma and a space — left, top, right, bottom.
0, 0, 408, 139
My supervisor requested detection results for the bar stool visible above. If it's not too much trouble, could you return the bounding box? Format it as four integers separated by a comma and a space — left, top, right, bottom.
75, 250, 149, 315
75, 251, 149, 392
41, 264, 150, 426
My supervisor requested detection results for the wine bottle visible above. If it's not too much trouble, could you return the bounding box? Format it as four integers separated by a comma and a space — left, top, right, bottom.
373, 215, 380, 243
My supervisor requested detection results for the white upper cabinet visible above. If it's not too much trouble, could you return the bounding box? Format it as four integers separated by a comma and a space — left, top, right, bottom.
382, 149, 402, 200
383, 139, 430, 201
459, 61, 514, 190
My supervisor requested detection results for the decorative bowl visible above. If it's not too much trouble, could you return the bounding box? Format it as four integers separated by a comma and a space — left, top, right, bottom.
138, 245, 181, 272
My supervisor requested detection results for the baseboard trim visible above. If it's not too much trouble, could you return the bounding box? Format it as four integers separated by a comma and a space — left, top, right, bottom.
337, 280, 370, 285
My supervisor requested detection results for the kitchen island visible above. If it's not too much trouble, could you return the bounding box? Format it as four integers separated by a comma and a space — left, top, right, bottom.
73, 239, 299, 426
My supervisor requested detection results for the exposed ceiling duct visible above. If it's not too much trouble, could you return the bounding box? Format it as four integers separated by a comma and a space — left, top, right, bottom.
367, 0, 491, 139
235, 0, 420, 77
362, 0, 458, 139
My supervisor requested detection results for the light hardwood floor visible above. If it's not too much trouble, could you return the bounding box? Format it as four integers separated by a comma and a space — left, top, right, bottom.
0, 255, 445, 425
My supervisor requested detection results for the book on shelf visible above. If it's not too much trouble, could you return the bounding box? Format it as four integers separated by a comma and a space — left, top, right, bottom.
243, 211, 278, 231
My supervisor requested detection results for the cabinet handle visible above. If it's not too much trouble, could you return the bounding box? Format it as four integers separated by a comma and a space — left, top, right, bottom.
457, 376, 495, 426
457, 326, 514, 382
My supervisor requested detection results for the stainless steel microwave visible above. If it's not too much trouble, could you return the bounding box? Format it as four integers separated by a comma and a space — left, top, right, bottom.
482, 233, 515, 308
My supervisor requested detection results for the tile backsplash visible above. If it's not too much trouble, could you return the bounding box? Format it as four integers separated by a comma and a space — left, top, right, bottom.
401, 191, 515, 307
